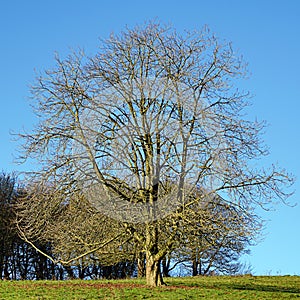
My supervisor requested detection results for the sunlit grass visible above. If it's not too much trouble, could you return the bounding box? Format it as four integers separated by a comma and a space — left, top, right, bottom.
0, 276, 300, 299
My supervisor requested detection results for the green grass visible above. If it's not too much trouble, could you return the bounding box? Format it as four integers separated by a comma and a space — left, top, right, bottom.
0, 276, 300, 299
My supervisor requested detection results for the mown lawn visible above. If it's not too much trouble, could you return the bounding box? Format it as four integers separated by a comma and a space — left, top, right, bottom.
0, 276, 300, 299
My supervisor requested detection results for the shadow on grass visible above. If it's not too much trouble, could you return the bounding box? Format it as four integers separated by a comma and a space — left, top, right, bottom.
168, 277, 300, 295
229, 283, 300, 294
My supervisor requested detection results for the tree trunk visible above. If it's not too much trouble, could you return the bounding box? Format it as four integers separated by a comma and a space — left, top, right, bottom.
191, 251, 199, 276
192, 258, 199, 276
137, 252, 146, 278
145, 252, 164, 287
3, 257, 10, 280
162, 256, 171, 277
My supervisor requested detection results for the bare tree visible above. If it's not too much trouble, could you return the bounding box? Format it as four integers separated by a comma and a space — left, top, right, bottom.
174, 197, 261, 276
15, 183, 133, 267
17, 22, 293, 286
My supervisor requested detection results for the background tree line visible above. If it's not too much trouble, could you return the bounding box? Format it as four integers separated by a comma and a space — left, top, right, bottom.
1, 171, 255, 280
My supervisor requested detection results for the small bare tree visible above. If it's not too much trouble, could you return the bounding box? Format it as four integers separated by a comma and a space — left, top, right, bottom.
17, 22, 293, 286
15, 183, 132, 267
175, 198, 261, 276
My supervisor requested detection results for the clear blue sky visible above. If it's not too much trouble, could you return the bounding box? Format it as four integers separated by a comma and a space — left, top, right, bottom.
1, 0, 299, 275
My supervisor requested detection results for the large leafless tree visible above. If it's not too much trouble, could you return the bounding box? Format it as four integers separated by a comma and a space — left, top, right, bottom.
17, 22, 293, 286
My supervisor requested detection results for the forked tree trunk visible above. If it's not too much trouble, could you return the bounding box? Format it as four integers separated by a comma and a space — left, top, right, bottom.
145, 252, 164, 287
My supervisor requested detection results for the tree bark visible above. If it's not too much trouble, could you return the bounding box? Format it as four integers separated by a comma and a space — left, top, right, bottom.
192, 258, 199, 276
137, 252, 146, 278
145, 252, 164, 287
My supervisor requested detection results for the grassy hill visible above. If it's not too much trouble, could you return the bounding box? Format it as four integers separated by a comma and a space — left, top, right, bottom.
0, 276, 300, 299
